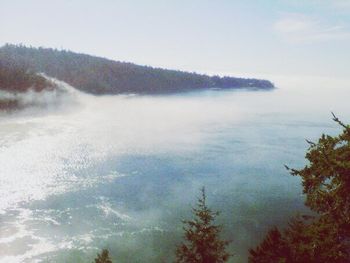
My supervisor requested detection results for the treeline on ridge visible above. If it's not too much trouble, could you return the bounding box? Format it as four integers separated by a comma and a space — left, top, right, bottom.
0, 44, 274, 95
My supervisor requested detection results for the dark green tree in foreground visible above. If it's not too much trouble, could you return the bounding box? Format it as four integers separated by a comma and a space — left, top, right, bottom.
249, 226, 289, 263
249, 114, 350, 263
175, 187, 231, 263
94, 249, 113, 263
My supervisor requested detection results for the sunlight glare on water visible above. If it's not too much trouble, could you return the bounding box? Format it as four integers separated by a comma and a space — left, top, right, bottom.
0, 75, 349, 262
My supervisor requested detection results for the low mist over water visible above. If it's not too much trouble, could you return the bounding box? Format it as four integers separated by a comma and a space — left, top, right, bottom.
0, 76, 349, 262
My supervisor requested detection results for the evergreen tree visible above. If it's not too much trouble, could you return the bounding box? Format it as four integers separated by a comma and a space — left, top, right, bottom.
249, 114, 350, 263
249, 227, 290, 263
289, 113, 350, 226
94, 249, 113, 263
175, 187, 231, 263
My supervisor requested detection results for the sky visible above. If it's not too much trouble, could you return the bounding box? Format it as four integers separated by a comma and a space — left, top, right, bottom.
1, 0, 350, 79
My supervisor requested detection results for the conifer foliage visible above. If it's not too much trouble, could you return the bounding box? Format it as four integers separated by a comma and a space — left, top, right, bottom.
249, 227, 288, 263
94, 249, 113, 263
249, 114, 350, 263
175, 188, 231, 263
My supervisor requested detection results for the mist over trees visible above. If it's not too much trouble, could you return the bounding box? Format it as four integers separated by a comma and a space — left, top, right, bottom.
3, 45, 347, 263
0, 60, 56, 109
0, 44, 274, 95
0, 60, 54, 93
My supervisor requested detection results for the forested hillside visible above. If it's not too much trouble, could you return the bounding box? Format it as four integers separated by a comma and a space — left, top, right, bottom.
0, 44, 274, 95
0, 60, 56, 109
0, 61, 54, 92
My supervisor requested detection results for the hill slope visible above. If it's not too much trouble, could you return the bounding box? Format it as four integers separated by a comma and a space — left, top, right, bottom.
0, 61, 56, 109
0, 44, 274, 95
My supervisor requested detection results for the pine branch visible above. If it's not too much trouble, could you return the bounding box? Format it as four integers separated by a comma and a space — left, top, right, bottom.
331, 112, 348, 130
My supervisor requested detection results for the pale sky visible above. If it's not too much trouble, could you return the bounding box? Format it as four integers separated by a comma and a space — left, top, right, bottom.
1, 0, 350, 79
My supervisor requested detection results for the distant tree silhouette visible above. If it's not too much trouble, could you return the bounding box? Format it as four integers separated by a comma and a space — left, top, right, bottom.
94, 249, 113, 263
175, 187, 231, 263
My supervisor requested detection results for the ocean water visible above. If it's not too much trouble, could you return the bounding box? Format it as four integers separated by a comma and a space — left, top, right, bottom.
0, 76, 349, 262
